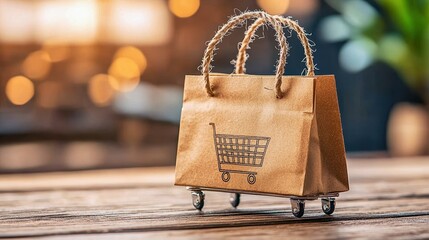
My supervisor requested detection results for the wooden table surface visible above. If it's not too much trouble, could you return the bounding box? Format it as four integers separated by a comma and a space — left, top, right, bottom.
1, 157, 429, 239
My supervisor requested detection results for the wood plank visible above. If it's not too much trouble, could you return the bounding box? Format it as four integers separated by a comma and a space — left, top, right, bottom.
0, 167, 174, 192
1, 197, 428, 238
0, 157, 428, 192
0, 157, 428, 239
21, 215, 429, 240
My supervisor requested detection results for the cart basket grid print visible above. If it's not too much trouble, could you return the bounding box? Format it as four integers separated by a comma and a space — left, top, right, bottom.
210, 123, 271, 184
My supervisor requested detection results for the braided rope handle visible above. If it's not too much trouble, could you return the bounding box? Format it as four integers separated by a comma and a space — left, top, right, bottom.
235, 16, 315, 77
201, 11, 288, 99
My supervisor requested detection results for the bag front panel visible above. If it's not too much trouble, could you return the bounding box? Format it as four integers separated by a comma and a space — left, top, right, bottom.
175, 74, 315, 196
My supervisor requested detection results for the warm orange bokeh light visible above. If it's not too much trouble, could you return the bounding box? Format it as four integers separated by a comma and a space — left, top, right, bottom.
257, 0, 290, 15
114, 46, 147, 73
21, 50, 51, 80
108, 58, 140, 92
168, 0, 200, 18
6, 76, 35, 105
88, 74, 116, 106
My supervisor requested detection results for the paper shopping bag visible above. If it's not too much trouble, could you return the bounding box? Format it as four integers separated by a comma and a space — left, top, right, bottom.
175, 11, 349, 197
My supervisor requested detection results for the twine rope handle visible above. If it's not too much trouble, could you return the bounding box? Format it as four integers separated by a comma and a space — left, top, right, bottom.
235, 15, 315, 76
202, 11, 288, 99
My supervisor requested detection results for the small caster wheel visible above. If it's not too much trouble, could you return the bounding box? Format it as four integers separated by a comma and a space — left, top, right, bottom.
321, 197, 335, 215
191, 190, 205, 210
230, 193, 240, 208
290, 198, 305, 218
221, 172, 230, 182
247, 174, 256, 184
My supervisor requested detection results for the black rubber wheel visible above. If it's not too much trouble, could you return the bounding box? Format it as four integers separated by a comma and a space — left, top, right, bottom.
247, 174, 256, 184
292, 201, 305, 218
221, 172, 230, 182
230, 193, 240, 208
322, 198, 335, 215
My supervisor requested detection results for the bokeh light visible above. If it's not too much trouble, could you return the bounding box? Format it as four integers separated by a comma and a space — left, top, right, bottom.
168, 0, 200, 18
257, 0, 289, 15
287, 0, 319, 17
108, 58, 141, 92
342, 0, 377, 29
36, 0, 98, 44
6, 76, 35, 105
339, 37, 377, 72
88, 74, 116, 106
0, 0, 172, 45
114, 46, 147, 73
0, 1, 33, 43
319, 15, 351, 42
106, 0, 172, 45
21, 50, 51, 80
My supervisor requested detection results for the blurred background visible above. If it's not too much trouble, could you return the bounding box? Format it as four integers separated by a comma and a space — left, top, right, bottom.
0, 0, 428, 173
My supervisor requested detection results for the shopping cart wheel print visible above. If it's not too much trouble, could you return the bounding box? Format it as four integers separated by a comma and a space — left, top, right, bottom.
221, 172, 230, 182
321, 197, 336, 215
290, 198, 305, 218
247, 173, 256, 184
191, 190, 205, 210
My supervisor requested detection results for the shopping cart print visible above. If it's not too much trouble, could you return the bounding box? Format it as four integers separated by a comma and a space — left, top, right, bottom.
210, 122, 270, 185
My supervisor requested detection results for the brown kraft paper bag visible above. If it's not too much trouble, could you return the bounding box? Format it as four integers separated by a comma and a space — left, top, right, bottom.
175, 11, 349, 197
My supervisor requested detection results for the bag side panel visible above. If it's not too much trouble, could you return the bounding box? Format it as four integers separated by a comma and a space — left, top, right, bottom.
302, 114, 323, 196
314, 75, 349, 193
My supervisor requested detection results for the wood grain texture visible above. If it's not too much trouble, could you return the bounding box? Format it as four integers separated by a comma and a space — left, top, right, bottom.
0, 157, 428, 239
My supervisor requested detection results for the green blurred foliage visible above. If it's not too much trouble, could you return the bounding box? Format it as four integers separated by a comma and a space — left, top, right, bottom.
377, 0, 429, 91
326, 0, 429, 100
